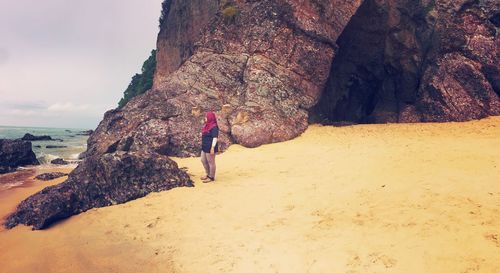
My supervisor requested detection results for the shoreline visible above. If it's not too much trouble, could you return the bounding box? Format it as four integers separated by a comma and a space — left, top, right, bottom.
0, 165, 75, 226
0, 117, 499, 272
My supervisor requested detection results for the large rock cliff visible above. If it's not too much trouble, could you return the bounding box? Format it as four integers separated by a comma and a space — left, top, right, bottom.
5, 0, 499, 229
311, 0, 499, 123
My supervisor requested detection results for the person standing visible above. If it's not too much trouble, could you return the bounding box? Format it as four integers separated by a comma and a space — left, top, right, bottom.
200, 111, 218, 182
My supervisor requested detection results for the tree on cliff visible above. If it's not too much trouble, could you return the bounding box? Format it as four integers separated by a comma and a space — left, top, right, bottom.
118, 50, 157, 108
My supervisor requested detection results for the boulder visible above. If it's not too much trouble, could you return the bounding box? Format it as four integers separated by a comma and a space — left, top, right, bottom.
0, 139, 39, 174
35, 172, 68, 181
50, 158, 69, 165
5, 151, 193, 229
21, 133, 53, 141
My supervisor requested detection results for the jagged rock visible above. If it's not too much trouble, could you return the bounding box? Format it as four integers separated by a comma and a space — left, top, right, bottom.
154, 0, 220, 87
311, 0, 499, 123
35, 172, 68, 181
20, 133, 62, 141
50, 158, 69, 165
86, 0, 363, 158
5, 151, 193, 229
0, 139, 39, 174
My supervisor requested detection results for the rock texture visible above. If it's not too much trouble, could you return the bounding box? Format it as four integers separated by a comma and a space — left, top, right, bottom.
5, 152, 193, 229
311, 0, 499, 123
87, 0, 363, 159
35, 172, 68, 181
153, 0, 220, 88
20, 133, 62, 141
50, 158, 69, 165
0, 139, 39, 174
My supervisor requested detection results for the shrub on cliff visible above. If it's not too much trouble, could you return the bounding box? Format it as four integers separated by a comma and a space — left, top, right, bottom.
118, 49, 156, 109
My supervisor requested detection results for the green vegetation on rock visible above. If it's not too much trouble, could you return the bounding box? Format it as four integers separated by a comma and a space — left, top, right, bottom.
118, 50, 156, 109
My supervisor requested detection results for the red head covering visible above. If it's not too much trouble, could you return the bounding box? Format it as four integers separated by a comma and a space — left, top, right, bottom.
202, 112, 218, 135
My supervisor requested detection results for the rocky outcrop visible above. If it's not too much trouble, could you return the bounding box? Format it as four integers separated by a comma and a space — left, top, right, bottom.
153, 0, 220, 88
311, 0, 499, 123
35, 172, 68, 181
46, 145, 67, 149
50, 158, 69, 165
87, 0, 363, 158
5, 151, 193, 229
0, 139, 39, 174
20, 133, 62, 141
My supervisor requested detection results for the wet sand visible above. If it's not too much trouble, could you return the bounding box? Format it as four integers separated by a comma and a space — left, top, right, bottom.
0, 166, 75, 224
0, 117, 499, 273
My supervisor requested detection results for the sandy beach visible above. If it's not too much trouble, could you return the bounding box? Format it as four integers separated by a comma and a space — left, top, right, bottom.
1, 117, 499, 273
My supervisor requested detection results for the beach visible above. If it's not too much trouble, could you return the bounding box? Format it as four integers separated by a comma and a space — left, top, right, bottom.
0, 117, 499, 273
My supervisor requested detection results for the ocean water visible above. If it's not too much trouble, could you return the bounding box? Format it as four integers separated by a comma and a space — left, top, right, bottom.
0, 125, 90, 164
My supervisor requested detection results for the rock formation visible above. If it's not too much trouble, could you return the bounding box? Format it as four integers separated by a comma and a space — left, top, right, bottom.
0, 139, 39, 174
50, 158, 69, 165
35, 172, 68, 181
20, 133, 62, 141
85, 0, 364, 159
5, 152, 193, 229
311, 0, 499, 123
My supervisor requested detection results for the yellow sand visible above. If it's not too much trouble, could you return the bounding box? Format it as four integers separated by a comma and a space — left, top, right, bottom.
1, 117, 499, 273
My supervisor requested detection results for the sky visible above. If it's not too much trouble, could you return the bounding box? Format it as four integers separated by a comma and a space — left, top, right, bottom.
0, 0, 163, 129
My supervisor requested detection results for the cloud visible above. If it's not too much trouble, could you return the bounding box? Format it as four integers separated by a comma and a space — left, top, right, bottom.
47, 102, 89, 112
0, 48, 9, 65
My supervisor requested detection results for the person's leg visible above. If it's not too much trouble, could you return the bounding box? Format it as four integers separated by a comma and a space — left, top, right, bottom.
200, 151, 210, 178
207, 153, 216, 180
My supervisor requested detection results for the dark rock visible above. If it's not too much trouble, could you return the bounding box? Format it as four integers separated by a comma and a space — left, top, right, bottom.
77, 130, 93, 136
5, 151, 193, 229
0, 139, 39, 174
21, 133, 53, 141
50, 158, 69, 165
34, 145, 41, 148
46, 145, 67, 149
311, 0, 499, 124
20, 133, 64, 142
35, 172, 68, 181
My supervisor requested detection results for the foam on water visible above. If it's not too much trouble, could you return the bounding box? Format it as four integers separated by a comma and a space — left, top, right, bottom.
0, 125, 90, 164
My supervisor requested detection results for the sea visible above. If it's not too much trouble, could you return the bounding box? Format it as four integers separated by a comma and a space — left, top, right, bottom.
0, 126, 90, 191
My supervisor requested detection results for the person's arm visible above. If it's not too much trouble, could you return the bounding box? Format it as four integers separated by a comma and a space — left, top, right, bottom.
210, 137, 218, 154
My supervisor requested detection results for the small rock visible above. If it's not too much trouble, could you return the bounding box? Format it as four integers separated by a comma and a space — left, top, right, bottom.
50, 158, 69, 165
35, 172, 67, 181
46, 145, 67, 149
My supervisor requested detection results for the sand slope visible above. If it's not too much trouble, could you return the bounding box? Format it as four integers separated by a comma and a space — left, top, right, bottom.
1, 117, 499, 273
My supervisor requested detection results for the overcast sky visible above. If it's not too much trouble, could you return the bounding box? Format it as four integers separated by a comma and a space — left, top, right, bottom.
0, 0, 163, 129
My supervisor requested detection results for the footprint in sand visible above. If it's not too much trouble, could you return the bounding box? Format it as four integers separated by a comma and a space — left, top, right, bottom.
368, 252, 397, 268
346, 253, 397, 271
484, 233, 500, 247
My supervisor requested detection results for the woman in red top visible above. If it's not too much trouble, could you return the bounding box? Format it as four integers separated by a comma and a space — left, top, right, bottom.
200, 112, 219, 182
